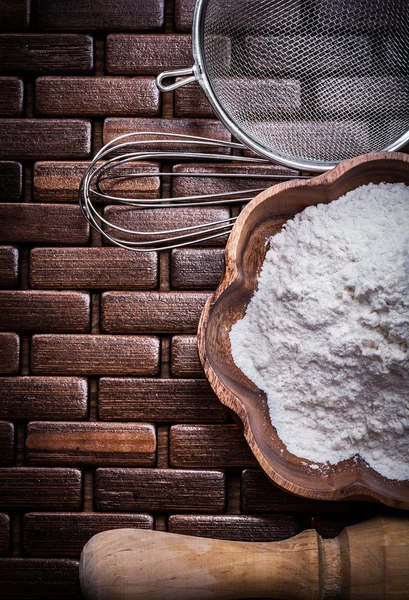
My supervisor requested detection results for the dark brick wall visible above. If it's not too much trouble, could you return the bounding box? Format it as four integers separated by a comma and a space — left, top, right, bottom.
0, 1, 404, 597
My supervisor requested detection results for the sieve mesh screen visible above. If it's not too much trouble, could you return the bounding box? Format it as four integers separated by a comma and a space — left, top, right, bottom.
201, 0, 409, 166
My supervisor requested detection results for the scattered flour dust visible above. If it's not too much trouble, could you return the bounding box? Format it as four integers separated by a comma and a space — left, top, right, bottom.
229, 182, 409, 480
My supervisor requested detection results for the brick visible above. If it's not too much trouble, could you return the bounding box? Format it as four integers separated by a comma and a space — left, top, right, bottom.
241, 469, 353, 514
317, 77, 409, 116
23, 513, 153, 557
0, 0, 30, 31
101, 291, 210, 334
0, 376, 88, 420
168, 514, 299, 541
0, 514, 9, 556
103, 206, 230, 247
0, 78, 23, 116
0, 558, 81, 599
0, 422, 14, 466
171, 248, 224, 289
30, 248, 158, 290
34, 160, 160, 203
103, 118, 231, 153
174, 81, 214, 118
174, 0, 195, 32
0, 34, 93, 73
26, 422, 156, 467
36, 77, 160, 117
38, 0, 164, 32
0, 204, 89, 244
0, 119, 91, 159
171, 163, 299, 198
0, 291, 90, 333
0, 120, 91, 160
0, 334, 20, 375
107, 34, 192, 75
99, 378, 227, 422
95, 468, 226, 512
0, 468, 82, 510
0, 162, 22, 201
0, 247, 18, 288
31, 335, 160, 376
170, 425, 257, 468
171, 335, 203, 377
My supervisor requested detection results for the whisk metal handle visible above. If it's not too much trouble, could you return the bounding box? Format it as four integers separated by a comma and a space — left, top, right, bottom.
156, 67, 196, 92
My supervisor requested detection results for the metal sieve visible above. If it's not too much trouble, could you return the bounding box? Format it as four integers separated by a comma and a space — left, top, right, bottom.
157, 0, 409, 172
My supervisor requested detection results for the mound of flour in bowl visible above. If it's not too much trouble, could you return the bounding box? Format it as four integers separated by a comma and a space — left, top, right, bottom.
229, 182, 409, 480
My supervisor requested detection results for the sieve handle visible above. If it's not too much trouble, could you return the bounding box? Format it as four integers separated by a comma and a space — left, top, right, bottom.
156, 67, 196, 92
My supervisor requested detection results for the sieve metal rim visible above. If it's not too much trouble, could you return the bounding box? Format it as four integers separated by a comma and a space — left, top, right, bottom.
157, 0, 409, 173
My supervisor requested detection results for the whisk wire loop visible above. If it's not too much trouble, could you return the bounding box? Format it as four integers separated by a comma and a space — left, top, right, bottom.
79, 132, 306, 252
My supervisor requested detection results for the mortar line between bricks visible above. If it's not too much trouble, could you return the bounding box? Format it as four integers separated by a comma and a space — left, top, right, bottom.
29, 0, 39, 31
155, 515, 167, 531
91, 292, 100, 334
160, 338, 170, 378
89, 379, 98, 422
15, 421, 26, 467
165, 0, 175, 33
83, 470, 94, 512
156, 425, 170, 469
94, 36, 106, 76
161, 87, 174, 119
226, 469, 242, 514
11, 515, 22, 557
92, 120, 104, 157
24, 80, 34, 119
23, 165, 33, 204
89, 292, 100, 421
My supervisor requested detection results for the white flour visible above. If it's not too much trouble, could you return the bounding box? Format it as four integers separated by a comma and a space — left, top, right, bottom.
229, 182, 409, 480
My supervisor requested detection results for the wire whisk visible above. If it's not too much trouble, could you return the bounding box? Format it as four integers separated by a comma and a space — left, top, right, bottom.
79, 132, 308, 252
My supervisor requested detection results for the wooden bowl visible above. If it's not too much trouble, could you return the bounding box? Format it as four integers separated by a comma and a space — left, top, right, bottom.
198, 152, 409, 509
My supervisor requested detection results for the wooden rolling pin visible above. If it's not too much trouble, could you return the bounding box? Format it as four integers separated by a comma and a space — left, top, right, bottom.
80, 516, 409, 600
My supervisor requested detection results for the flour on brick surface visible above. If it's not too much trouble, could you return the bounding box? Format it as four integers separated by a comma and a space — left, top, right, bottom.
230, 183, 409, 480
